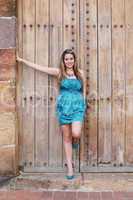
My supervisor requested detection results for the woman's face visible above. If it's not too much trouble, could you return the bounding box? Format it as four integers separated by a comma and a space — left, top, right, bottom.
64, 53, 75, 69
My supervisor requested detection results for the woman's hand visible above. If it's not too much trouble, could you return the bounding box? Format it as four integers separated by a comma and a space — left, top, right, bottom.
16, 55, 23, 62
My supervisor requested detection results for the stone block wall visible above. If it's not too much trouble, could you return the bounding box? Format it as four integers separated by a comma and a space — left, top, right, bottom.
0, 0, 18, 175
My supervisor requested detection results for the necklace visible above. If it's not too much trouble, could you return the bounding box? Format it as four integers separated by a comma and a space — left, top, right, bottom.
66, 70, 74, 76
67, 73, 75, 77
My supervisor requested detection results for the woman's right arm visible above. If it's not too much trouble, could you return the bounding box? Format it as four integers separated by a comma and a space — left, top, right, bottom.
17, 57, 59, 77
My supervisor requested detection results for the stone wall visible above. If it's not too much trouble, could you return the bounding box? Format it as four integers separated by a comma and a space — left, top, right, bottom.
0, 0, 18, 175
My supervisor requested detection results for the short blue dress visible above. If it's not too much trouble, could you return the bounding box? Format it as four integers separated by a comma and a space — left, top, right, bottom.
56, 75, 87, 125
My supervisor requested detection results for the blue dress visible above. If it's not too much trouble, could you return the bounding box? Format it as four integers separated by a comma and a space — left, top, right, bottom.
56, 75, 87, 125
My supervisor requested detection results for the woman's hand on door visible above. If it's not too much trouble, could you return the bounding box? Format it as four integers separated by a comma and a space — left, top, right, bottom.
16, 55, 23, 62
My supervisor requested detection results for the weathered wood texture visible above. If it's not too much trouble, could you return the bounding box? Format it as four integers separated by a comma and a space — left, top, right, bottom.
125, 0, 133, 165
18, 0, 133, 172
112, 0, 125, 166
48, 0, 63, 168
22, 0, 36, 169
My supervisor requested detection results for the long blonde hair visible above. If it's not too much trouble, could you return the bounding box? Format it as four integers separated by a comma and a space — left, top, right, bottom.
58, 49, 83, 85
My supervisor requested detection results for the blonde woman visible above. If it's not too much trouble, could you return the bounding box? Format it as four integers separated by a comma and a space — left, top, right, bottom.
17, 49, 87, 180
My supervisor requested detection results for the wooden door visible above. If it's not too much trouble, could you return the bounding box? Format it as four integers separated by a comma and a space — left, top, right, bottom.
17, 0, 133, 172
80, 0, 133, 172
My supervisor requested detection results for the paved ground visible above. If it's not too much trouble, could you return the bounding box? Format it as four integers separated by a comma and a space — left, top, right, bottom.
0, 191, 133, 200
0, 173, 133, 199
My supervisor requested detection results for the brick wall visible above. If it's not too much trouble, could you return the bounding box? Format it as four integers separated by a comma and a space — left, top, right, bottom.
0, 0, 18, 175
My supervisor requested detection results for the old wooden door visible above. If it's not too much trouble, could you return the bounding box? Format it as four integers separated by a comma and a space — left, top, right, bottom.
18, 0, 133, 172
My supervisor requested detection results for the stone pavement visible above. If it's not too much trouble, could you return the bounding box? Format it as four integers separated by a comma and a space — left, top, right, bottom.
0, 173, 133, 199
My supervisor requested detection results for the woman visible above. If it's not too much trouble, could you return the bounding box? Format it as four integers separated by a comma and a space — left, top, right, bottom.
17, 49, 87, 180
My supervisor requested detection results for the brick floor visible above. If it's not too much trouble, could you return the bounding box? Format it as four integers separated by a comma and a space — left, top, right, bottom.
0, 174, 133, 199
0, 191, 133, 200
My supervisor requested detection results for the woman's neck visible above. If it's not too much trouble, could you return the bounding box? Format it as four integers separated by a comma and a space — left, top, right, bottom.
66, 68, 74, 76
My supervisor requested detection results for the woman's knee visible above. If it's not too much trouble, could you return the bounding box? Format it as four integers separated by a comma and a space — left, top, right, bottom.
72, 130, 81, 138
72, 122, 82, 138
72, 126, 82, 138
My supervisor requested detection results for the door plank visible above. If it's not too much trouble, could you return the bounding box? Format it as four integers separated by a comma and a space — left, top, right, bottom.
17, 0, 23, 168
112, 0, 125, 166
80, 0, 98, 169
125, 0, 133, 164
48, 0, 63, 168
35, 0, 49, 168
22, 0, 36, 169
86, 0, 98, 167
98, 0, 112, 164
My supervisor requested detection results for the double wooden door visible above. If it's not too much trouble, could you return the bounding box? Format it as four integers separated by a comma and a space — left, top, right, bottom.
18, 0, 133, 172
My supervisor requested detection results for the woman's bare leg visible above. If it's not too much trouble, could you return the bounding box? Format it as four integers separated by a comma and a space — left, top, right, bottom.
72, 121, 83, 143
61, 124, 73, 176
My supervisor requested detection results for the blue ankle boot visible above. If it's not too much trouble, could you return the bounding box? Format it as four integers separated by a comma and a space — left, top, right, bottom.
72, 142, 79, 149
72, 138, 79, 149
66, 175, 75, 180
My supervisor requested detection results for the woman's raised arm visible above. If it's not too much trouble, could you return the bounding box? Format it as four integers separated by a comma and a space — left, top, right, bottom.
17, 56, 59, 77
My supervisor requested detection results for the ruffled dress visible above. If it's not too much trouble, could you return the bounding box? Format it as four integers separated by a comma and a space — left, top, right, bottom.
56, 75, 87, 125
